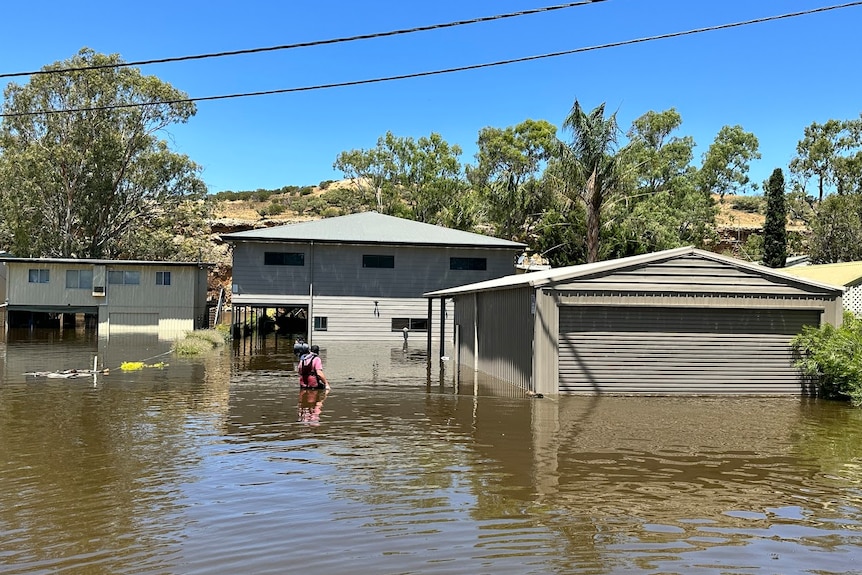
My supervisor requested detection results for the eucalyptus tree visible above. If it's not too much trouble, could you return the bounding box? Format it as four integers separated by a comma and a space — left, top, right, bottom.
557, 100, 623, 263
333, 131, 465, 224
0, 48, 207, 259
467, 119, 558, 241
763, 168, 787, 268
808, 193, 862, 263
698, 125, 761, 199
604, 108, 716, 257
790, 118, 862, 201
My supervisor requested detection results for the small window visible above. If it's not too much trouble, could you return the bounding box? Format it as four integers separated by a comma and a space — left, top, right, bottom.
108, 270, 140, 285
28, 269, 49, 283
264, 252, 304, 266
450, 257, 487, 271
363, 254, 395, 269
392, 318, 428, 331
156, 271, 171, 286
65, 269, 93, 289
314, 316, 328, 331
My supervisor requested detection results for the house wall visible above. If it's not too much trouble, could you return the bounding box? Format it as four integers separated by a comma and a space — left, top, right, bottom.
231, 242, 519, 300
307, 295, 454, 343
4, 262, 206, 335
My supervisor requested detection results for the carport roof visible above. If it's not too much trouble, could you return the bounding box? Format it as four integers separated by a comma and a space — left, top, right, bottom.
221, 211, 526, 249
779, 261, 862, 287
424, 246, 845, 297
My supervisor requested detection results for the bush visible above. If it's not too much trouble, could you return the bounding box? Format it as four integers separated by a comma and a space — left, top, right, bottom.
731, 196, 764, 213
174, 329, 229, 356
792, 312, 862, 406
258, 201, 286, 217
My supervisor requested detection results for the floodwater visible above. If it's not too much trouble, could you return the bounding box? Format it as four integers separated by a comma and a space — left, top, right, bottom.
1, 329, 862, 575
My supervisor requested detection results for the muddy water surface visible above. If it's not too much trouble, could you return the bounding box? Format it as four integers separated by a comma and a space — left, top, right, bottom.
1, 330, 861, 574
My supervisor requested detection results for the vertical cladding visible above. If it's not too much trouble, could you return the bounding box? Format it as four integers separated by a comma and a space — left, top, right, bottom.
473, 287, 533, 390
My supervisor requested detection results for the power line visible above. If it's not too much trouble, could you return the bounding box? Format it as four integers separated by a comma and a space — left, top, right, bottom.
0, 0, 609, 80
2, 1, 860, 119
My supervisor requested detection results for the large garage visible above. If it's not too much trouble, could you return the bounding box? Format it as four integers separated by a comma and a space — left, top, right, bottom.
426, 247, 844, 397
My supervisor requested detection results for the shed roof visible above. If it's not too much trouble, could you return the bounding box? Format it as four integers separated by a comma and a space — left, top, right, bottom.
221, 211, 526, 249
0, 256, 213, 267
424, 246, 844, 297
779, 261, 862, 287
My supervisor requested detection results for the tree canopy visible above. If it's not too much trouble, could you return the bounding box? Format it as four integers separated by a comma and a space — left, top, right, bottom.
0, 48, 208, 260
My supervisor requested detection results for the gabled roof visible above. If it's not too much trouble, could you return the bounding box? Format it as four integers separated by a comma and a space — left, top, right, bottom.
221, 211, 526, 249
780, 261, 862, 287
425, 246, 844, 297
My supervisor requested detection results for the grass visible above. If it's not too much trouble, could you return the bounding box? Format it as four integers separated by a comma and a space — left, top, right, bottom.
173, 327, 231, 356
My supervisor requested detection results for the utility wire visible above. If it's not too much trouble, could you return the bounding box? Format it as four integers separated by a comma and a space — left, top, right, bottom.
1, 1, 860, 119
0, 0, 609, 80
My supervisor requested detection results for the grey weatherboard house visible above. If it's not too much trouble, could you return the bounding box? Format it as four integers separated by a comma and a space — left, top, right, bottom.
425, 246, 844, 397
223, 211, 526, 342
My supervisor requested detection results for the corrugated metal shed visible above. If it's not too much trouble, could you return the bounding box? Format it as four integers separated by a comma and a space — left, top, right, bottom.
222, 211, 526, 249
781, 261, 862, 316
427, 247, 845, 397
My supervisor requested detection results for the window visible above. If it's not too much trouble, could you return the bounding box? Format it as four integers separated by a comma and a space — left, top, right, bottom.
450, 257, 487, 271
156, 271, 171, 286
65, 269, 93, 289
362, 254, 395, 268
264, 252, 304, 266
108, 270, 140, 285
314, 316, 328, 331
28, 269, 49, 283
392, 318, 428, 331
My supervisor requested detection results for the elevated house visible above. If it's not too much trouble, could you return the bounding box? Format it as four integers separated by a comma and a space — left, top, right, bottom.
780, 261, 862, 317
0, 256, 211, 338
222, 211, 526, 342
425, 247, 844, 397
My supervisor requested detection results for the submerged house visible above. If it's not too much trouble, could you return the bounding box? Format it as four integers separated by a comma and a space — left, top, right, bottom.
425, 246, 844, 397
0, 256, 211, 337
780, 261, 862, 317
222, 211, 526, 342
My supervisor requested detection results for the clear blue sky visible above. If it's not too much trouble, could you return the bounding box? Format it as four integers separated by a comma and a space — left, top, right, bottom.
1, 0, 859, 195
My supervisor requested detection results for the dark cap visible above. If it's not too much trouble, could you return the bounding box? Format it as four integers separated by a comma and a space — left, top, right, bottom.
310, 345, 320, 354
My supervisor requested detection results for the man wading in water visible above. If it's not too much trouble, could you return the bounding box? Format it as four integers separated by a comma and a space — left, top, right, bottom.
298, 345, 330, 390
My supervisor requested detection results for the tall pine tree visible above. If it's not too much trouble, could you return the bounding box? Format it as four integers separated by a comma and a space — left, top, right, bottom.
763, 168, 787, 268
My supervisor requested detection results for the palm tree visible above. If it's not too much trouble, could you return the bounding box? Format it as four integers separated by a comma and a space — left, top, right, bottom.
560, 100, 622, 263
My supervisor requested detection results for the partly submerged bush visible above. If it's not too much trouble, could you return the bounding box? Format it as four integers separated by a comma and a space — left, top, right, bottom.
792, 312, 862, 406
174, 328, 229, 356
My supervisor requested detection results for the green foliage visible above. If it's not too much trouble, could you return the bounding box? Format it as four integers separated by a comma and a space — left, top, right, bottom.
808, 193, 862, 263
173, 328, 228, 356
0, 48, 206, 259
698, 125, 761, 198
763, 168, 787, 268
730, 196, 764, 213
792, 313, 862, 406
789, 117, 862, 201
739, 232, 763, 263
258, 201, 286, 217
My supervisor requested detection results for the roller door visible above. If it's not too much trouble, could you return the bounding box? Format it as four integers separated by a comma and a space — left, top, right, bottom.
558, 306, 821, 395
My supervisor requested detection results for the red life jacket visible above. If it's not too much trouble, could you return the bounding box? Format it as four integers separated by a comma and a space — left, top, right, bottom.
299, 353, 319, 387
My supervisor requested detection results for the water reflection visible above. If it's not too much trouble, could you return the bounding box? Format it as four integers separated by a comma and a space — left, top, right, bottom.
1, 330, 861, 574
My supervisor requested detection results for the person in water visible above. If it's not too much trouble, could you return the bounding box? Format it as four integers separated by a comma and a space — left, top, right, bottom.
297, 344, 330, 390
297, 387, 328, 425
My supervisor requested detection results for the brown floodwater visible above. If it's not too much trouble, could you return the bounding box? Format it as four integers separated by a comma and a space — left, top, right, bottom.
1, 328, 861, 574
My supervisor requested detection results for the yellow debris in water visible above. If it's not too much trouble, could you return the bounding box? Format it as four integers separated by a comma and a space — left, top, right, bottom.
120, 362, 144, 371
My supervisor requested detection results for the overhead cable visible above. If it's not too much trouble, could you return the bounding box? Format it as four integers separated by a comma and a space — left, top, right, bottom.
0, 0, 609, 80
1, 1, 860, 118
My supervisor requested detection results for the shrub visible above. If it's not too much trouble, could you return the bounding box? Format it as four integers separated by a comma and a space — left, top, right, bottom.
731, 196, 764, 213
792, 312, 862, 406
173, 329, 229, 356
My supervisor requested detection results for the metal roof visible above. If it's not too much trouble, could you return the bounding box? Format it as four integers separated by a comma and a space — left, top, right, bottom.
221, 211, 526, 249
0, 256, 213, 267
780, 261, 862, 287
424, 246, 845, 297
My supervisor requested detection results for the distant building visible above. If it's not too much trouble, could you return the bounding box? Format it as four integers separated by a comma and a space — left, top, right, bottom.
0, 256, 211, 338
222, 211, 526, 342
